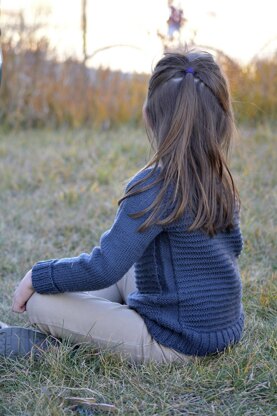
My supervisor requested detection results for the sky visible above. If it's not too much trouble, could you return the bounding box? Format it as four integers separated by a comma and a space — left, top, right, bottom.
2, 0, 277, 73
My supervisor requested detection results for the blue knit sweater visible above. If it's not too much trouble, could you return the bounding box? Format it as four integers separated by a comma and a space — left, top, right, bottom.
32, 168, 244, 356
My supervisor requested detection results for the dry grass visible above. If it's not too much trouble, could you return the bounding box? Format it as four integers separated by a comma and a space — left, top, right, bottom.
1, 30, 277, 129
0, 125, 276, 415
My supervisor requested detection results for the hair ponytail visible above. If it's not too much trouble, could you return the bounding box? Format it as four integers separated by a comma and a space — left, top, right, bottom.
121, 50, 240, 236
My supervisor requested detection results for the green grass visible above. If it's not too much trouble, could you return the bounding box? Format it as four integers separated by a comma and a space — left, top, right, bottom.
0, 125, 276, 415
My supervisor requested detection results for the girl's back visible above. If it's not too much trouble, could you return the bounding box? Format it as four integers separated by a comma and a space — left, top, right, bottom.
123, 50, 244, 355
125, 167, 244, 356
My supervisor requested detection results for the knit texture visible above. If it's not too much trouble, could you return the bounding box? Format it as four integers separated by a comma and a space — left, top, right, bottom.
32, 168, 244, 356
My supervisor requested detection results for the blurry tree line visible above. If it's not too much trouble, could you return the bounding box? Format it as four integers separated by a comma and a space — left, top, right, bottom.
1, 33, 147, 129
1, 11, 277, 129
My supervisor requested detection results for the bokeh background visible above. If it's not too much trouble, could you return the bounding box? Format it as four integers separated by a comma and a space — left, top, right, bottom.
1, 0, 277, 128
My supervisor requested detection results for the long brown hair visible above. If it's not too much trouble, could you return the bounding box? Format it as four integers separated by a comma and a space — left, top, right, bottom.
121, 50, 240, 236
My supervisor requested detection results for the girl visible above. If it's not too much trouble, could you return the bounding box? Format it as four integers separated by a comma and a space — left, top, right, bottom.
1, 50, 244, 363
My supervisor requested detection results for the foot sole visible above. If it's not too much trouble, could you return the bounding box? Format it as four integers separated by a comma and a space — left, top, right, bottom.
0, 327, 49, 357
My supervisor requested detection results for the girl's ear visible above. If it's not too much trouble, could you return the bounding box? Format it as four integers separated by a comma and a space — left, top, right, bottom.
142, 100, 148, 124
142, 100, 153, 130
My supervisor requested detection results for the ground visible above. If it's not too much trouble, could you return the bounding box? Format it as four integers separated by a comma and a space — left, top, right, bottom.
0, 125, 276, 415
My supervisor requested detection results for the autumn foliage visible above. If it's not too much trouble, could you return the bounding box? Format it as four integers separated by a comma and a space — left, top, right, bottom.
1, 35, 277, 129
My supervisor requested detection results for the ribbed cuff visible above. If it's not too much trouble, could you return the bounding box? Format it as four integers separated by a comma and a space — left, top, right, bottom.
32, 260, 61, 294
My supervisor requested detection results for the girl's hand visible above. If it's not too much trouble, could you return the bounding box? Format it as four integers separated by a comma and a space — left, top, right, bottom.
12, 270, 35, 313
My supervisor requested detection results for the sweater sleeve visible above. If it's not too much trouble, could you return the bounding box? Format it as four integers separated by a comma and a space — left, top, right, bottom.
31, 169, 163, 294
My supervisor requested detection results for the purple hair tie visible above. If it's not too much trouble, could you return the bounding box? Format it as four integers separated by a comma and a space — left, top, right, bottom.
185, 67, 194, 74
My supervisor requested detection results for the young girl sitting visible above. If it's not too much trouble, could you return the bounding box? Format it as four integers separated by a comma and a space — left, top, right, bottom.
1, 50, 244, 363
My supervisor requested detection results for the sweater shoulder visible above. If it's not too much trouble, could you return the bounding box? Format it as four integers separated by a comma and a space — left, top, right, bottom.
121, 167, 162, 213
126, 167, 161, 192
126, 167, 183, 226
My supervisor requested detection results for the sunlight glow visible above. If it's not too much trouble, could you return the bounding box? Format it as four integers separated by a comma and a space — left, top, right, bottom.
2, 0, 277, 72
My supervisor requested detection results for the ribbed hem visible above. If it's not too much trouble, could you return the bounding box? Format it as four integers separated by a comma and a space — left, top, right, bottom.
141, 312, 245, 356
32, 260, 61, 294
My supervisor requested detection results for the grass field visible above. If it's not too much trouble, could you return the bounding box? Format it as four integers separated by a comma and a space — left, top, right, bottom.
0, 125, 276, 415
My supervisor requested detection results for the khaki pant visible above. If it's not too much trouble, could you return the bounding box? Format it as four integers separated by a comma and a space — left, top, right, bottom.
26, 267, 191, 364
